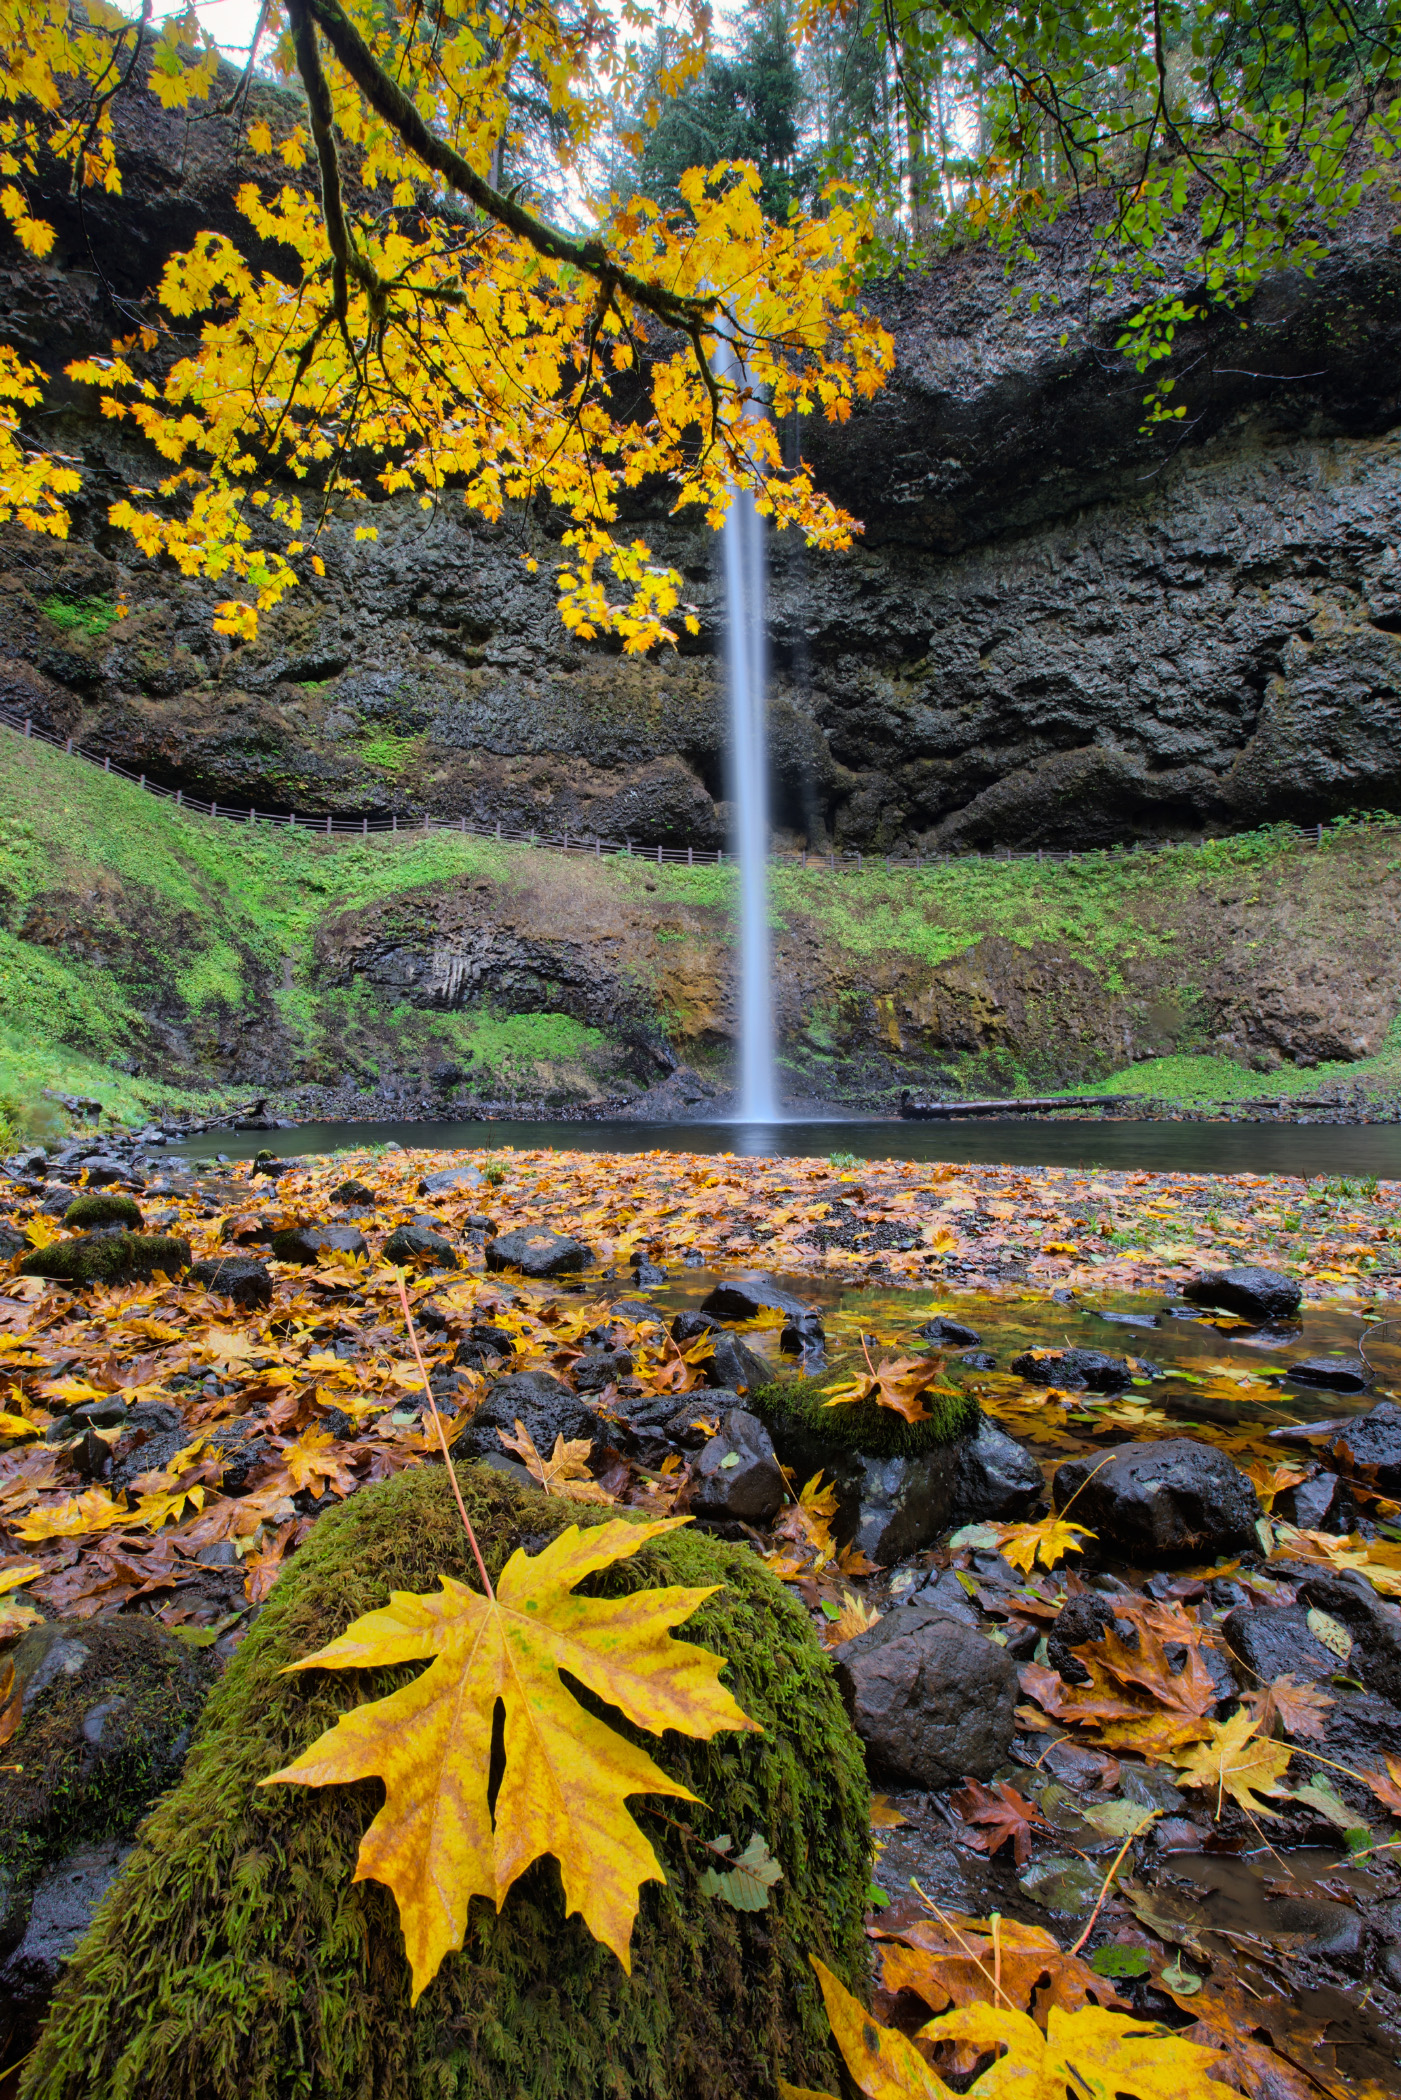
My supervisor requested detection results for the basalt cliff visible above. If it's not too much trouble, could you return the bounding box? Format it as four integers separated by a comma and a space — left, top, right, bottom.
2, 82, 1401, 855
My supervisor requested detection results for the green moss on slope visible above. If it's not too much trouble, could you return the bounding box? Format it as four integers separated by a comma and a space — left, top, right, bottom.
21, 1464, 871, 2100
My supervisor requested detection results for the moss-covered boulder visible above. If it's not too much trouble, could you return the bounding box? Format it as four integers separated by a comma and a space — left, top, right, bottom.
60, 1191, 143, 1231
1, 1617, 217, 2063
752, 1374, 979, 1564
22, 1464, 871, 2100
19, 1232, 189, 1286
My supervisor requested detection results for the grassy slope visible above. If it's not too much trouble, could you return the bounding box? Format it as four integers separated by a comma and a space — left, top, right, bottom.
2, 730, 1397, 1123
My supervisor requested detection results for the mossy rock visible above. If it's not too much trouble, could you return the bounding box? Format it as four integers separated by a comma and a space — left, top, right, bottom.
752, 1372, 977, 1460
22, 1464, 872, 2100
61, 1191, 143, 1231
1, 1617, 215, 1910
19, 1232, 189, 1286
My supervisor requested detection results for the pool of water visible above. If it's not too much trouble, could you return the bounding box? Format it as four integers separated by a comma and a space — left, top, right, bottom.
172, 1116, 1401, 1178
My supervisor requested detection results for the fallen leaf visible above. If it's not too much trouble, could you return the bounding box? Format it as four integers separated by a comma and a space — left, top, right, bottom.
262, 1515, 758, 1997
1359, 1753, 1401, 1816
696, 1830, 782, 1911
1242, 1675, 1334, 1742
498, 1419, 613, 1503
1174, 1710, 1293, 1819
949, 1779, 1047, 1865
994, 1513, 1096, 1573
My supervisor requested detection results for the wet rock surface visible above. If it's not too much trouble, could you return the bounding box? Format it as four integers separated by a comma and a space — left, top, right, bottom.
833, 1605, 1019, 1788
486, 1227, 590, 1277
1184, 1266, 1303, 1321
1053, 1437, 1262, 1558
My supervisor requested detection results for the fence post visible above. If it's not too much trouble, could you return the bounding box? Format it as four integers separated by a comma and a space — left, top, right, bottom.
65, 736, 73, 753
211, 799, 217, 817
247, 805, 253, 824
175, 788, 182, 808
103, 756, 110, 773
459, 815, 465, 833
23, 718, 30, 738
325, 813, 331, 835
595, 838, 600, 856
392, 814, 397, 835
1315, 823, 1323, 847
687, 845, 693, 865
626, 836, 632, 855
495, 819, 502, 840
138, 773, 145, 791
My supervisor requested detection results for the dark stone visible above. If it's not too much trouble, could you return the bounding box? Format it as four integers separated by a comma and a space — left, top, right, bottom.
1266, 1897, 1365, 1964
919, 1316, 983, 1346
453, 1323, 515, 1372
632, 1260, 666, 1286
0, 1841, 132, 2061
1318, 1691, 1401, 1766
62, 1191, 142, 1231
486, 1228, 590, 1278
1010, 1347, 1132, 1392
76, 1158, 133, 1188
574, 1348, 633, 1393
267, 1223, 368, 1265
19, 1233, 190, 1287
960, 1351, 997, 1370
699, 1278, 823, 1331
205, 1419, 275, 1495
1325, 1402, 1401, 1491
188, 1254, 273, 1307
704, 1330, 771, 1397
908, 1568, 980, 1626
1270, 1563, 1401, 1705
1221, 1606, 1339, 1690
432, 1062, 465, 1089
1052, 1438, 1262, 1559
832, 1605, 1019, 1789
952, 1416, 1044, 1520
382, 1222, 457, 1269
1286, 1357, 1371, 1392
664, 1395, 746, 1450
1046, 1594, 1118, 1684
1183, 1267, 1302, 1321
331, 1179, 377, 1205
1093, 1310, 1161, 1331
671, 1311, 720, 1343
685, 1409, 786, 1528
456, 1372, 598, 1461
1275, 1469, 1356, 1533
417, 1167, 482, 1196
0, 1220, 25, 1261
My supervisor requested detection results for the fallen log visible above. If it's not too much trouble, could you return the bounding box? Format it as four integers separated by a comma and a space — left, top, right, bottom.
899, 1089, 1126, 1120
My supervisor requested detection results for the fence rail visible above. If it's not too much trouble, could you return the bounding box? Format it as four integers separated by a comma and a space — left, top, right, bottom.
0, 700, 1333, 870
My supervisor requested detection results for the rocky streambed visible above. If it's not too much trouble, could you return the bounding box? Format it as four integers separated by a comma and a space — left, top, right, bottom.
3, 1141, 1401, 2092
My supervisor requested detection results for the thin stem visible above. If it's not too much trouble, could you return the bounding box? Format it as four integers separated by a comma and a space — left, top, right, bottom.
1066, 1810, 1158, 1956
396, 1271, 494, 1601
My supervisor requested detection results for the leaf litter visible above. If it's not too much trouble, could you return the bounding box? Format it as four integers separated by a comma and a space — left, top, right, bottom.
3, 1139, 1401, 2083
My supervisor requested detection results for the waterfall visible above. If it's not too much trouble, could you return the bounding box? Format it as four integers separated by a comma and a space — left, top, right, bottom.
721, 474, 779, 1122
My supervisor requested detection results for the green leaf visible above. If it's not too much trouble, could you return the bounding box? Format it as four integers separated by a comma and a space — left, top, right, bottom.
697, 1832, 782, 1912
1090, 1945, 1150, 1978
866, 1881, 890, 1909
1159, 1954, 1202, 1995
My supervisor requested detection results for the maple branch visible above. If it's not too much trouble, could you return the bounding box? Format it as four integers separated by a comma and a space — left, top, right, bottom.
396, 1271, 495, 1601
287, 0, 381, 331
302, 0, 715, 336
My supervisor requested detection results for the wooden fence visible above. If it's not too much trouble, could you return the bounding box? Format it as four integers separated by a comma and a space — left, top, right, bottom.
0, 700, 1332, 870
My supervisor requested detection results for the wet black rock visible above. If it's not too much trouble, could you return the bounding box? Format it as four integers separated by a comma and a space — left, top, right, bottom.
1275, 1468, 1357, 1533
684, 1408, 786, 1529
76, 1157, 135, 1188
671, 1310, 720, 1344
1011, 1347, 1133, 1392
0, 1841, 131, 2060
331, 1178, 377, 1205
920, 1316, 983, 1347
1046, 1594, 1119, 1684
574, 1347, 634, 1393
832, 1605, 1019, 1789
486, 1227, 590, 1278
456, 1371, 597, 1461
1317, 1691, 1401, 1766
699, 1278, 820, 1324
1183, 1266, 1302, 1321
632, 1259, 666, 1286
1221, 1605, 1340, 1689
453, 1322, 515, 1372
1093, 1310, 1161, 1331
188, 1254, 273, 1307
704, 1330, 771, 1398
1325, 1401, 1401, 1491
1270, 1563, 1401, 1705
1052, 1438, 1262, 1559
0, 1219, 24, 1262
418, 1167, 482, 1196
952, 1416, 1044, 1520
268, 1223, 368, 1265
1286, 1357, 1372, 1392
382, 1221, 457, 1269
1267, 1896, 1365, 1965
910, 1568, 981, 1626
20, 1232, 190, 1287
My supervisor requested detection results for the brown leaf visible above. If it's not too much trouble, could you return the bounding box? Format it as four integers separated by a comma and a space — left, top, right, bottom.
949, 1779, 1046, 1866
1243, 1675, 1334, 1742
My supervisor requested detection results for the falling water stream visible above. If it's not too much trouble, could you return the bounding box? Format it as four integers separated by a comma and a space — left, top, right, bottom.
720, 362, 779, 1121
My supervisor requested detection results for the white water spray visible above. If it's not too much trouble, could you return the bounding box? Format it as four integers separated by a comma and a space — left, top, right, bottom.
721, 453, 778, 1121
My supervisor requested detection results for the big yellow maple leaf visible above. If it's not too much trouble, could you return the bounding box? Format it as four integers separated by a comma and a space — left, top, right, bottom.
782, 1958, 1227, 2100
263, 1515, 757, 1998
1173, 1709, 1293, 1818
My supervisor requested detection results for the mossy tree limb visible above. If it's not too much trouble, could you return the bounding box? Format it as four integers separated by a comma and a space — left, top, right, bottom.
21, 1464, 872, 2100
